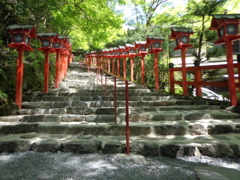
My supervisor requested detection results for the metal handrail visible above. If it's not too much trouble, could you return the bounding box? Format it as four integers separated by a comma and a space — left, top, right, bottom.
84, 63, 130, 154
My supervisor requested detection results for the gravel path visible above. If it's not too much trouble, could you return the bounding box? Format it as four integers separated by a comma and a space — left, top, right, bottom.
0, 152, 239, 180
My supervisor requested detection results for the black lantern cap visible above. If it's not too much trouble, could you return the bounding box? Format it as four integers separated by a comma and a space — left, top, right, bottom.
7, 24, 35, 30
171, 27, 194, 33
125, 44, 135, 48
7, 24, 37, 38
210, 14, 240, 44
118, 46, 126, 50
135, 41, 147, 45
147, 35, 164, 41
37, 32, 58, 38
58, 35, 68, 39
210, 14, 240, 30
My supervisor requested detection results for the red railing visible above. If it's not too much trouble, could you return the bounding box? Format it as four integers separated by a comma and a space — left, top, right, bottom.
169, 62, 240, 103
85, 63, 130, 154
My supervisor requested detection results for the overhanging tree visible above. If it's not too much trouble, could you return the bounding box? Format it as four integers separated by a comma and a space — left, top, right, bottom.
185, 0, 227, 62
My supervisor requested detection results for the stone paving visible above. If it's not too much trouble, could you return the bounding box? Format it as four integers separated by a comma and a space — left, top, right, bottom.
0, 62, 240, 159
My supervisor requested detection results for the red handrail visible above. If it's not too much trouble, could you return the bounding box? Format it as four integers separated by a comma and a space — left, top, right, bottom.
169, 62, 240, 105
85, 63, 130, 154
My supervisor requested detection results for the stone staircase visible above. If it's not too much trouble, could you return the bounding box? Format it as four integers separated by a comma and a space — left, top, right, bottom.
0, 62, 240, 158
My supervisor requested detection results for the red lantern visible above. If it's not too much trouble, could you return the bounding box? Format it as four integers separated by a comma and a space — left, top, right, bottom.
146, 35, 164, 90
125, 44, 136, 56
38, 32, 58, 51
146, 35, 164, 53
210, 14, 240, 44
135, 41, 148, 85
170, 27, 193, 50
119, 46, 129, 57
135, 41, 148, 55
210, 14, 240, 106
7, 25, 37, 109
7, 24, 36, 51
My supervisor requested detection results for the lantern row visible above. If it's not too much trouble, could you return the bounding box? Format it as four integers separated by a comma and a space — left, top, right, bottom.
86, 30, 193, 90
7, 25, 72, 52
86, 14, 240, 106
7, 24, 73, 109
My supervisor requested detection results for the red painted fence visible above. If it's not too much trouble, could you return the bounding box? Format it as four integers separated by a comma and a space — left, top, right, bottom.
169, 62, 240, 105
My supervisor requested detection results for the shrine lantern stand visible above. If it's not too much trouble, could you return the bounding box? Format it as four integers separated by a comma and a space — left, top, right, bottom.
125, 44, 137, 81
115, 48, 122, 77
7, 25, 37, 109
112, 47, 119, 75
119, 46, 129, 79
210, 14, 240, 106
170, 27, 194, 96
135, 41, 148, 85
146, 35, 164, 90
53, 35, 66, 88
38, 32, 58, 93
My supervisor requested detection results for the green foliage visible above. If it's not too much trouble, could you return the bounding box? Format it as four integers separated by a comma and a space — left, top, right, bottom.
185, 0, 227, 61
0, 90, 8, 106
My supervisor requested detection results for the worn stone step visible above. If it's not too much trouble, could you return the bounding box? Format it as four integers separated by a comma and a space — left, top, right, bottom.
0, 132, 239, 158
33, 95, 172, 102
126, 111, 240, 121
118, 105, 221, 114
18, 105, 222, 116
16, 114, 118, 123
21, 107, 115, 115
0, 119, 239, 135
45, 89, 166, 97
21, 100, 209, 109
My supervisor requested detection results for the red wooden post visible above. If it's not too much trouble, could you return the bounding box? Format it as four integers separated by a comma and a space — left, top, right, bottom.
112, 58, 115, 74
55, 50, 60, 88
170, 27, 194, 95
65, 54, 69, 77
108, 57, 110, 72
130, 57, 134, 81
117, 58, 120, 77
194, 61, 202, 97
125, 44, 136, 82
7, 25, 36, 109
15, 48, 24, 109
146, 36, 164, 90
43, 50, 50, 93
226, 40, 237, 105
141, 54, 145, 85
38, 32, 58, 93
154, 51, 159, 90
123, 57, 127, 79
59, 53, 63, 82
135, 41, 148, 86
210, 14, 240, 106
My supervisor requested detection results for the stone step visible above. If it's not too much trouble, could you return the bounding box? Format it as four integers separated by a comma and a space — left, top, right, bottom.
18, 107, 115, 115
143, 110, 240, 121
0, 119, 239, 135
18, 105, 222, 115
21, 100, 212, 109
0, 132, 239, 158
17, 108, 240, 122
56, 91, 167, 97
32, 95, 172, 102
7, 114, 118, 123
56, 88, 157, 95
